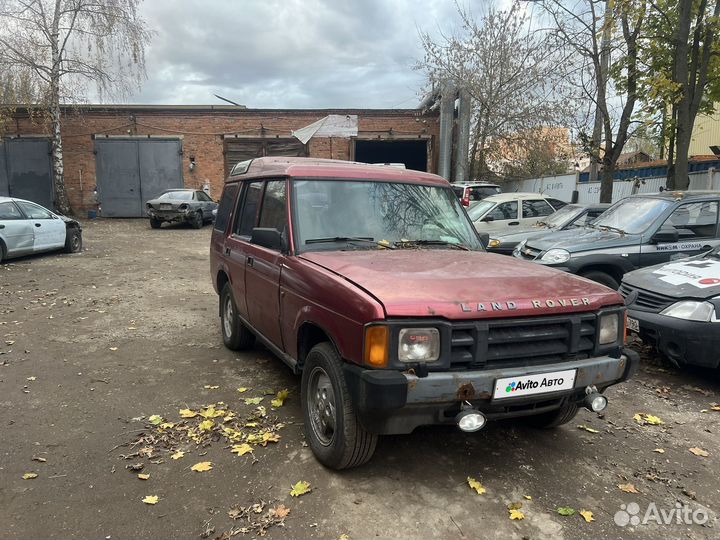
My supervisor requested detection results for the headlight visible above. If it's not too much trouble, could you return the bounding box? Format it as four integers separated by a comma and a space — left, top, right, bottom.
599, 313, 620, 345
540, 248, 570, 264
661, 301, 716, 322
398, 328, 440, 362
488, 239, 501, 248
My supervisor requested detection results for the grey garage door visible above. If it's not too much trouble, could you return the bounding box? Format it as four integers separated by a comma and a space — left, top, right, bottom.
0, 138, 54, 209
95, 138, 183, 217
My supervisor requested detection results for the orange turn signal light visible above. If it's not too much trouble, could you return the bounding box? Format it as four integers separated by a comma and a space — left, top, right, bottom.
364, 325, 389, 368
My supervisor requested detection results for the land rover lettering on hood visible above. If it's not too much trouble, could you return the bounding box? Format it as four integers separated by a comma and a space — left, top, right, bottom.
210, 157, 639, 470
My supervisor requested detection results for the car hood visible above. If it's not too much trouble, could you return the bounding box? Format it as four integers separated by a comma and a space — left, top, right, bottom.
623, 253, 720, 300
525, 227, 640, 252
493, 226, 557, 244
58, 214, 81, 228
300, 249, 622, 319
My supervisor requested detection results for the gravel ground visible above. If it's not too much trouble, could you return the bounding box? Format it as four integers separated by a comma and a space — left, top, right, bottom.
1, 219, 719, 540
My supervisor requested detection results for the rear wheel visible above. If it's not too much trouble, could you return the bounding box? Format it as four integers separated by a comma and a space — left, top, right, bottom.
301, 342, 378, 469
580, 270, 619, 290
220, 283, 255, 350
150, 218, 162, 229
524, 403, 579, 428
191, 211, 203, 229
64, 228, 82, 253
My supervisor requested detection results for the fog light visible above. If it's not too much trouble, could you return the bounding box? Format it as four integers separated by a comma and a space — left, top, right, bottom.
584, 393, 608, 412
456, 410, 487, 432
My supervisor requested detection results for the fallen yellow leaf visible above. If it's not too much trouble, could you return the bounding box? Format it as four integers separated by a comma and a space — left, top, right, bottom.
711, 405, 720, 411
339, 535, 350, 540
26, 376, 36, 381
653, 448, 665, 454
237, 387, 249, 393
634, 413, 664, 425
577, 424, 600, 433
199, 419, 215, 431
142, 495, 159, 505
204, 385, 219, 390
509, 508, 525, 520
524, 495, 532, 500
179, 409, 197, 418
22, 472, 38, 480
271, 389, 290, 408
467, 476, 486, 495
580, 510, 595, 523
170, 451, 185, 460
244, 397, 264, 405
290, 480, 311, 497
148, 414, 163, 425
109, 347, 118, 351
231, 443, 253, 456
199, 406, 225, 418
191, 461, 213, 472
689, 447, 710, 457
138, 473, 150, 480
618, 483, 641, 494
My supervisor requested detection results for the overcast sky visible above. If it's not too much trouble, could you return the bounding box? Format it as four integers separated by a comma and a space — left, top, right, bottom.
129, 0, 463, 109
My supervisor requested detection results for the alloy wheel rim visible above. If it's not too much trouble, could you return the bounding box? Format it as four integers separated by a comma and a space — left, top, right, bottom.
223, 296, 233, 337
307, 366, 336, 446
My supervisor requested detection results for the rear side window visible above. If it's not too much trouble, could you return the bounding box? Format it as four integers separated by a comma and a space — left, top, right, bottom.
213, 184, 238, 232
523, 199, 554, 218
662, 201, 719, 239
235, 182, 263, 237
0, 202, 23, 220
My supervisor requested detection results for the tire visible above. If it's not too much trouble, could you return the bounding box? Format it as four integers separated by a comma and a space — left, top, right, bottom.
580, 270, 620, 290
0, 241, 5, 263
191, 211, 203, 229
63, 228, 82, 253
524, 403, 579, 429
219, 283, 255, 350
150, 218, 162, 229
301, 342, 378, 469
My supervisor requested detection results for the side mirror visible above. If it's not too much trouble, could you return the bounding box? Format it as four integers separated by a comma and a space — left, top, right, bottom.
652, 228, 679, 243
477, 232, 490, 247
481, 215, 494, 222
251, 227, 284, 251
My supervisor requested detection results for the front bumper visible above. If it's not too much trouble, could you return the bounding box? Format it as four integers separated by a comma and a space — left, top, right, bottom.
629, 308, 720, 368
344, 349, 639, 434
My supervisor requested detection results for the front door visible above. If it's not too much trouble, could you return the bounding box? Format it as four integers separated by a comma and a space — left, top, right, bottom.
481, 200, 520, 232
0, 200, 34, 256
15, 201, 66, 252
244, 180, 287, 349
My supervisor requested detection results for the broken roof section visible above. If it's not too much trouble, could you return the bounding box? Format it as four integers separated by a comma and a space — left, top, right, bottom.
292, 114, 358, 144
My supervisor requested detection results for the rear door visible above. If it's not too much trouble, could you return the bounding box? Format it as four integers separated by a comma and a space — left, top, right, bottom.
0, 201, 34, 256
521, 199, 555, 227
244, 180, 287, 349
15, 201, 66, 252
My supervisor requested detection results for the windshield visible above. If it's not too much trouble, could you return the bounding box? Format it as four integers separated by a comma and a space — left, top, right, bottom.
542, 205, 584, 228
293, 180, 482, 251
467, 200, 495, 221
592, 197, 673, 234
158, 191, 192, 200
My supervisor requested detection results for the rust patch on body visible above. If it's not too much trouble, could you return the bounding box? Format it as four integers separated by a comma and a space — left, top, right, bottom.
457, 382, 476, 400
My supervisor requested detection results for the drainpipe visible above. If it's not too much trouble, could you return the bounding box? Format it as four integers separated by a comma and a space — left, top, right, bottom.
438, 83, 456, 180
454, 88, 471, 183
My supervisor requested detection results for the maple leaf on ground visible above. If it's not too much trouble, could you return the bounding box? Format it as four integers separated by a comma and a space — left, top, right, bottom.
633, 413, 664, 426
231, 443, 253, 456
138, 473, 150, 480
467, 477, 486, 495
244, 397, 264, 405
618, 483, 641, 494
580, 510, 595, 523
191, 461, 213, 472
171, 451, 185, 460
509, 509, 525, 520
199, 419, 215, 431
271, 389, 290, 408
689, 447, 710, 457
557, 507, 576, 516
148, 415, 163, 425
290, 481, 311, 497
237, 387, 249, 393
142, 495, 159, 505
22, 472, 38, 480
179, 409, 197, 418
271, 505, 290, 519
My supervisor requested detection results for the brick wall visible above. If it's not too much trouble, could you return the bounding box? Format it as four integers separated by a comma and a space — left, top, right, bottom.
9, 106, 439, 213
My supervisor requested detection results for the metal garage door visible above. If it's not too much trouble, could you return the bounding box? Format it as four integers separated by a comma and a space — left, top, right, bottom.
95, 138, 183, 217
224, 138, 307, 177
0, 138, 54, 208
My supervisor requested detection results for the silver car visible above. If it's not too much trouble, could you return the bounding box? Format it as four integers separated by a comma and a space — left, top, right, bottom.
0, 197, 83, 263
145, 189, 218, 229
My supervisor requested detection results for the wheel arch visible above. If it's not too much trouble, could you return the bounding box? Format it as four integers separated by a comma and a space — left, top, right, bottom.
297, 321, 342, 371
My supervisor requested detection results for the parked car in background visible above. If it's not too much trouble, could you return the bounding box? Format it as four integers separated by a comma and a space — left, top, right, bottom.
0, 196, 82, 262
621, 247, 720, 368
145, 189, 218, 229
210, 157, 638, 469
487, 203, 610, 255
514, 191, 720, 289
451, 182, 501, 207
468, 192, 568, 234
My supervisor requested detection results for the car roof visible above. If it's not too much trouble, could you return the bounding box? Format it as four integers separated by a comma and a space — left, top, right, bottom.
627, 190, 720, 202
450, 182, 501, 187
0, 196, 43, 205
227, 157, 449, 187
480, 192, 554, 203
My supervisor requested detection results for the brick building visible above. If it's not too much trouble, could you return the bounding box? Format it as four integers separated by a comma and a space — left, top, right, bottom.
1, 105, 440, 216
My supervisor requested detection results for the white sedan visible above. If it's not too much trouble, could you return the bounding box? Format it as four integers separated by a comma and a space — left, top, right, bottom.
467, 192, 568, 234
0, 196, 83, 263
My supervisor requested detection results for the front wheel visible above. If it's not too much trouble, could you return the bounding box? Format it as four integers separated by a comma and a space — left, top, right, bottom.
64, 228, 83, 253
191, 211, 203, 229
580, 270, 620, 290
150, 218, 162, 229
301, 343, 378, 469
219, 283, 255, 350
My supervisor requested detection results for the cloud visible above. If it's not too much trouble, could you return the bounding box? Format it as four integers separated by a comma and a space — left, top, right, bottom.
127, 0, 462, 108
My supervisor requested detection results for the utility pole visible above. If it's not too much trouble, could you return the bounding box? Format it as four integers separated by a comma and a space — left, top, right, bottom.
589, 0, 613, 183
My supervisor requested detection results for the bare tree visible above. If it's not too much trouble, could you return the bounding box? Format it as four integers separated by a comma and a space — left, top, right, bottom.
0, 0, 151, 214
416, 1, 577, 183
543, 0, 647, 203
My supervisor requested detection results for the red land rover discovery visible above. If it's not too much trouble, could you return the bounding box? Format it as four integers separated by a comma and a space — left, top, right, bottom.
210, 157, 639, 469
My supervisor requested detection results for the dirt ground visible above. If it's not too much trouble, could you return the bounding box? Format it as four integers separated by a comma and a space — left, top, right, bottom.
1, 219, 719, 540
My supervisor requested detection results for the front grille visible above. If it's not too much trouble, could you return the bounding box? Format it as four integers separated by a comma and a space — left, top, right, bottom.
449, 314, 597, 369
619, 283, 674, 313
517, 244, 542, 260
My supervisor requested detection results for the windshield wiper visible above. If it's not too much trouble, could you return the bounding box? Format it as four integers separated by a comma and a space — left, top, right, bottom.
394, 239, 470, 251
597, 225, 627, 235
304, 237, 396, 249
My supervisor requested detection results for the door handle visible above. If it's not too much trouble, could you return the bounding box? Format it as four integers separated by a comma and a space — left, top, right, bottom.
247, 256, 254, 267
509, 221, 519, 226
35, 223, 41, 227
224, 246, 231, 255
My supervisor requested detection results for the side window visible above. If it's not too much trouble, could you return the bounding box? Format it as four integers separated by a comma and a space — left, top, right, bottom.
662, 202, 719, 239
574, 210, 603, 227
16, 201, 53, 219
488, 201, 518, 221
0, 202, 24, 220
547, 198, 567, 210
213, 183, 239, 232
197, 191, 212, 202
235, 181, 263, 237
258, 180, 287, 232
522, 199, 555, 218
